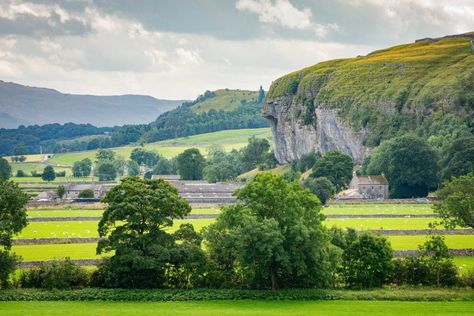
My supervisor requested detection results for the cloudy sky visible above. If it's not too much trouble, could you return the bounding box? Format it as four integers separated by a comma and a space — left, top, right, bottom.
0, 0, 473, 99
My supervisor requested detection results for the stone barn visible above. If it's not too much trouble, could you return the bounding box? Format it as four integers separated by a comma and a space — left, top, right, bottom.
349, 173, 389, 199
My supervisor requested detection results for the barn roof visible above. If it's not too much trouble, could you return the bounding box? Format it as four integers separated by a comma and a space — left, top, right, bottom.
356, 175, 389, 185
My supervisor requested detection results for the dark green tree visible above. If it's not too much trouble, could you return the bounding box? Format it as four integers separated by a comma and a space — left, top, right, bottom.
338, 229, 393, 288
177, 148, 206, 180
130, 148, 159, 168
205, 172, 338, 290
434, 173, 474, 229
72, 158, 92, 177
303, 176, 336, 204
364, 135, 438, 198
96, 162, 117, 181
293, 150, 320, 173
0, 158, 11, 181
127, 160, 140, 176
153, 158, 173, 175
95, 177, 191, 288
257, 85, 265, 104
56, 185, 66, 199
78, 189, 94, 198
240, 137, 271, 171
0, 180, 28, 288
311, 150, 353, 191
41, 166, 56, 182
439, 136, 474, 181
95, 149, 115, 162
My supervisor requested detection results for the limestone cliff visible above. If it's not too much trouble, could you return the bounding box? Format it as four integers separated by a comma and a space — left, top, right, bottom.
263, 97, 370, 164
264, 33, 474, 164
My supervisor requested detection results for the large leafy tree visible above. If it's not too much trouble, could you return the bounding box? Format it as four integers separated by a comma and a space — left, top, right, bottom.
130, 148, 160, 168
311, 150, 353, 191
41, 166, 56, 182
364, 135, 438, 198
96, 177, 191, 288
240, 137, 271, 171
439, 136, 474, 181
0, 158, 11, 181
302, 176, 336, 205
72, 158, 92, 177
205, 172, 338, 290
433, 173, 474, 229
0, 181, 28, 288
332, 228, 393, 288
176, 148, 206, 180
95, 162, 117, 181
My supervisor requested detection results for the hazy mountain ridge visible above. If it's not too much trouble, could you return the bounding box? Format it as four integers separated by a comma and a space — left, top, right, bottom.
0, 81, 187, 128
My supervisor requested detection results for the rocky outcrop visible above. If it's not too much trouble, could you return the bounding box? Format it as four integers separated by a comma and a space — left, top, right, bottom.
262, 96, 370, 164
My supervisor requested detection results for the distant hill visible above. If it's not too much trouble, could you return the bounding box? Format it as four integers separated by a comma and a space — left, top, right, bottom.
0, 81, 186, 128
144, 88, 268, 142
0, 88, 268, 156
191, 89, 259, 113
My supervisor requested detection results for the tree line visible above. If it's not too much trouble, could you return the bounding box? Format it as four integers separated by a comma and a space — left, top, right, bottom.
1, 173, 473, 290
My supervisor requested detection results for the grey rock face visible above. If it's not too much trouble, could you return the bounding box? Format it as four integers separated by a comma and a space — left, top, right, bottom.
262, 96, 370, 164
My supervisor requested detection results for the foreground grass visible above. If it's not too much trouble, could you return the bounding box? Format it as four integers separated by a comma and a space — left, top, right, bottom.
1, 300, 473, 316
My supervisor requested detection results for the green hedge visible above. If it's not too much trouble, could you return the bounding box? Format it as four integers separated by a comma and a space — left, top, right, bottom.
0, 287, 473, 302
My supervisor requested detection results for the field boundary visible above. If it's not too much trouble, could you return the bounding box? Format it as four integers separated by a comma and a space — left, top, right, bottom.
1, 287, 473, 302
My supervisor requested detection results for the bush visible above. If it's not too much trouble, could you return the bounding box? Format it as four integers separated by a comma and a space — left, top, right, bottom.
15, 170, 26, 177
458, 269, 474, 288
55, 171, 66, 177
0, 251, 18, 289
19, 258, 89, 289
78, 189, 94, 198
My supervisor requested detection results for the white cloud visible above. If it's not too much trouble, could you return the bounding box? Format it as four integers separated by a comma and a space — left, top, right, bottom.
236, 0, 312, 30
235, 0, 336, 37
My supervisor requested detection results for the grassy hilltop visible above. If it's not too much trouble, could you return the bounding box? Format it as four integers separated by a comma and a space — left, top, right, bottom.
266, 34, 474, 146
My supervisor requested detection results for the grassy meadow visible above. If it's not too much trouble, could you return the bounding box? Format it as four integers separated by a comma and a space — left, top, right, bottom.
14, 203, 474, 267
8, 128, 272, 183
1, 300, 473, 316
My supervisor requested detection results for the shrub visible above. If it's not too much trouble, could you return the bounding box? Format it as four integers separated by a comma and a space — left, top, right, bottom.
19, 258, 89, 289
15, 170, 25, 177
458, 269, 474, 288
0, 251, 18, 289
78, 189, 94, 198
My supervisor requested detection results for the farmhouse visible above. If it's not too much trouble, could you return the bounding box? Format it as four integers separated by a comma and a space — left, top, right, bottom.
351, 173, 389, 199
65, 183, 107, 200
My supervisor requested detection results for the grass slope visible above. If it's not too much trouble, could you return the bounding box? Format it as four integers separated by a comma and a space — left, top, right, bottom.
47, 128, 271, 166
8, 128, 271, 182
191, 89, 259, 113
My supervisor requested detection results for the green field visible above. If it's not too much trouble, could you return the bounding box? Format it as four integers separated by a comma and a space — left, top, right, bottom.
454, 256, 474, 274
27, 209, 104, 218
12, 243, 105, 261
1, 300, 473, 316
325, 217, 442, 230
388, 235, 474, 250
324, 204, 435, 215
16, 219, 215, 239
46, 128, 271, 166
12, 176, 100, 183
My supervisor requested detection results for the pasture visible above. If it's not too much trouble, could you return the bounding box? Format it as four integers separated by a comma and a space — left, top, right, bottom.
1, 300, 473, 316
47, 128, 272, 166
12, 203, 474, 269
